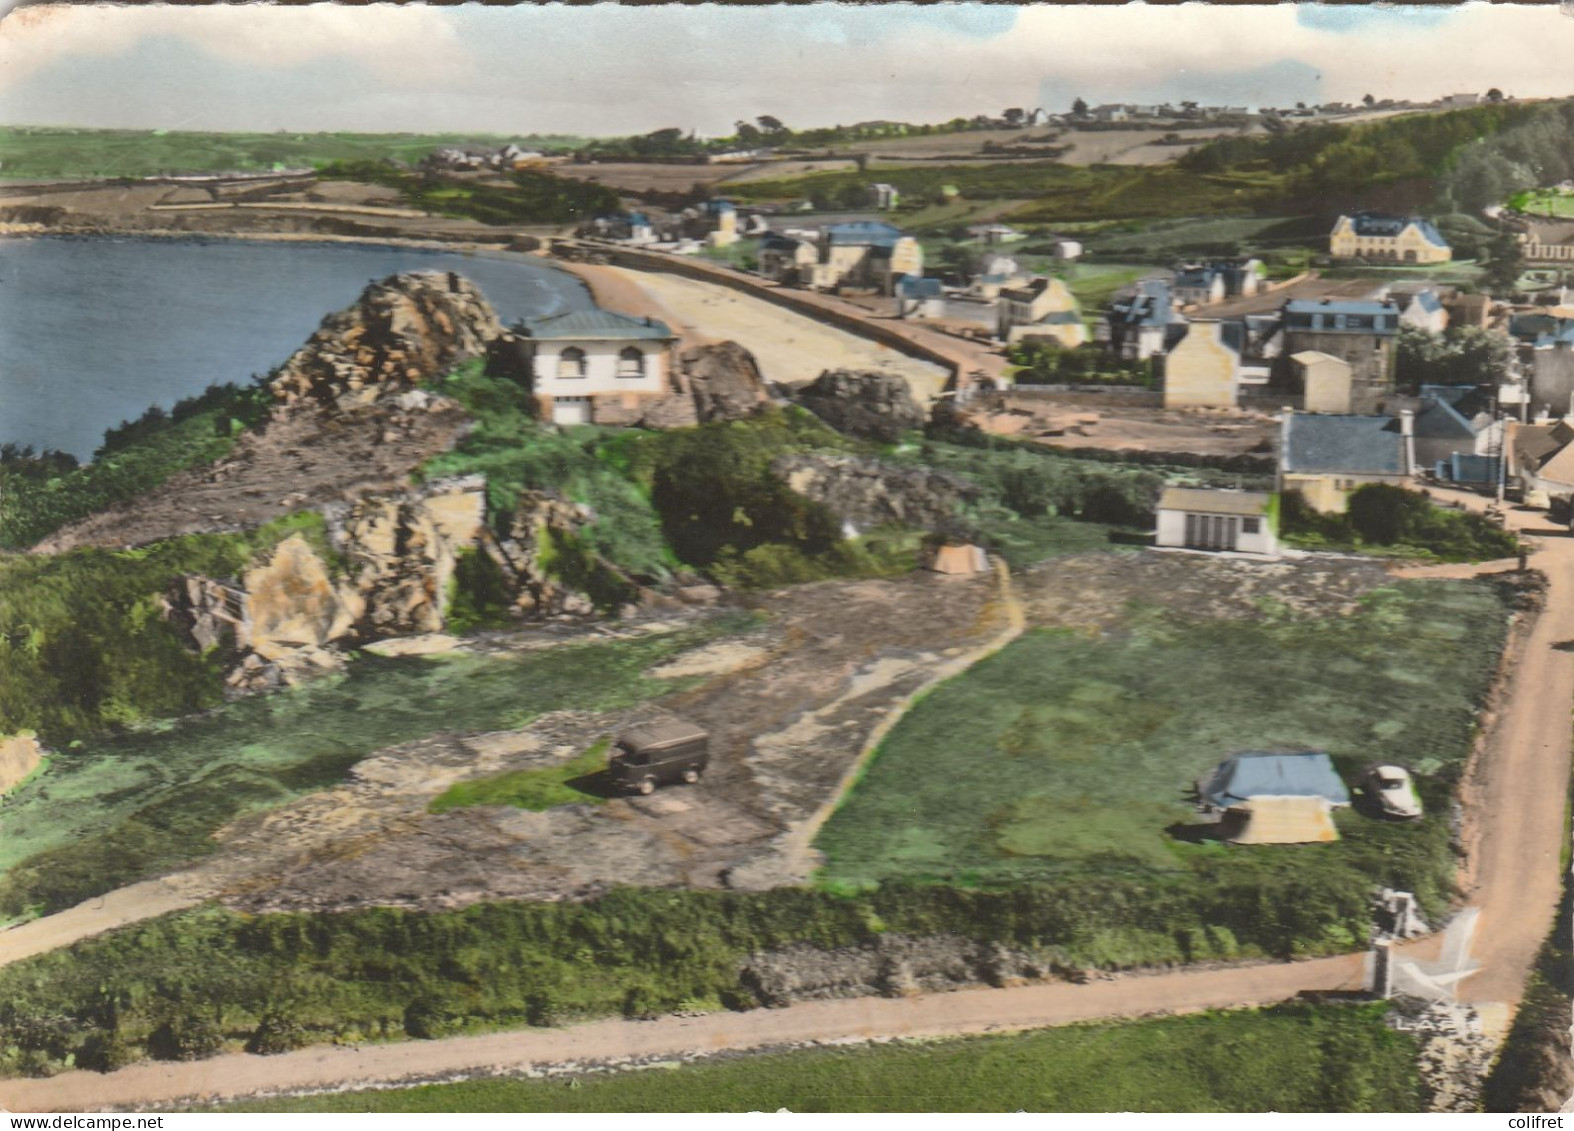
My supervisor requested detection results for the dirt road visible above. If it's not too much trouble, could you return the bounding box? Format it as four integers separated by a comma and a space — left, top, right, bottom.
1438, 504, 1574, 1008
0, 954, 1366, 1112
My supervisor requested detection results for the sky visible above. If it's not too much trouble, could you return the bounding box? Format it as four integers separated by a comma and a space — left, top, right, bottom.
2, 3, 1574, 137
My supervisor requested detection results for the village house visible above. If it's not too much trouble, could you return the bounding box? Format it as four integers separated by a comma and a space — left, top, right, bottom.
1390, 286, 1450, 334
967, 223, 1027, 246
514, 309, 677, 426
585, 211, 656, 245
1170, 258, 1264, 309
868, 183, 901, 211
1280, 299, 1401, 414
1049, 238, 1083, 261
1279, 409, 1414, 512
996, 276, 1086, 347
803, 221, 924, 295
1445, 292, 1492, 330
1291, 350, 1356, 414
1508, 417, 1574, 502
967, 252, 1029, 300
1410, 386, 1500, 484
1106, 279, 1183, 361
1329, 212, 1452, 263
757, 231, 819, 283
896, 275, 946, 320
1162, 320, 1242, 408
1155, 487, 1278, 555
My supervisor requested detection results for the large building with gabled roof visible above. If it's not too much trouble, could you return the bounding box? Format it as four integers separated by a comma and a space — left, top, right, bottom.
1329, 212, 1452, 264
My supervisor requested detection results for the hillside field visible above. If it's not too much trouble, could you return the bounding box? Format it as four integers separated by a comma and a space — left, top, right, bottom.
215, 1003, 1422, 1114
817, 579, 1513, 933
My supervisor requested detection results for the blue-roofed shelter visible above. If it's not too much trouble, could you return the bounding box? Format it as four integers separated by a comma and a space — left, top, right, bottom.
1201, 751, 1351, 810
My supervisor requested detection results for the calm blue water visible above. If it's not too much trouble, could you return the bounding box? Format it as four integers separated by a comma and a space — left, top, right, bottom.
0, 237, 593, 460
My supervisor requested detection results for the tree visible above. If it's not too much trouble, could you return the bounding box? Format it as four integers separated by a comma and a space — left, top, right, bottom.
756, 115, 786, 135
1481, 230, 1525, 294
1071, 97, 1088, 118
1003, 108, 1025, 126
1363, 93, 1376, 107
1487, 88, 1505, 102
733, 121, 762, 146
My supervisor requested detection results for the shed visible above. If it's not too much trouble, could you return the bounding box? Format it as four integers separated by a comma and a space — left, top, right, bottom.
1156, 487, 1277, 555
924, 543, 990, 575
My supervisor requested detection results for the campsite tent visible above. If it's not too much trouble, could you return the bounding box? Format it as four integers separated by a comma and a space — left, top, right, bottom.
1201, 751, 1351, 811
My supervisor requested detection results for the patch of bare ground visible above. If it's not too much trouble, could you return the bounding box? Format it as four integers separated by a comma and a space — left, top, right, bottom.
33, 397, 472, 553
200, 570, 1005, 914
1013, 550, 1400, 629
999, 398, 1279, 462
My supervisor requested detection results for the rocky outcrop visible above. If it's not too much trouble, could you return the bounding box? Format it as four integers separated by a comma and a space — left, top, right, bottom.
772, 453, 977, 534
329, 476, 487, 639
269, 271, 503, 406
486, 490, 598, 619
741, 935, 1065, 1007
0, 733, 45, 796
791, 369, 926, 442
683, 341, 771, 423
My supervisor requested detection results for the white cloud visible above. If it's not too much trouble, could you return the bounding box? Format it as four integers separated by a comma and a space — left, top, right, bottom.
0, 4, 466, 90
1, 2, 1572, 134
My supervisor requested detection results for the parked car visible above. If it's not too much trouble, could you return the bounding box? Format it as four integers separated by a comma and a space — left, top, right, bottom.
1365, 764, 1423, 819
609, 720, 709, 795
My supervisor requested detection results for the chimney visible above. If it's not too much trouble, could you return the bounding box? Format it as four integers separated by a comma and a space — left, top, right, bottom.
1399, 409, 1416, 475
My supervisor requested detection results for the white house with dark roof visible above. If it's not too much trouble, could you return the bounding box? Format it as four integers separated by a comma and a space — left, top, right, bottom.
514, 309, 677, 425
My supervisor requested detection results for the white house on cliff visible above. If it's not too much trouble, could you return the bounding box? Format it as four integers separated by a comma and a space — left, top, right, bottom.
514, 309, 677, 425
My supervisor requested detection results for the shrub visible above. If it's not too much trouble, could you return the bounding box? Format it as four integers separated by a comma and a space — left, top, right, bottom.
146, 1012, 225, 1062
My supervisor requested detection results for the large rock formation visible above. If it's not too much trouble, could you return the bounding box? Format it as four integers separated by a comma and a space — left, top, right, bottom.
486, 490, 599, 619
772, 453, 977, 534
791, 369, 926, 442
329, 476, 487, 639
683, 341, 771, 423
269, 271, 503, 406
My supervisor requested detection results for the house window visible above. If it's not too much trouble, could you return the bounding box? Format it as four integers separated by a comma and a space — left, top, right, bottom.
1242, 517, 1261, 534
617, 347, 646, 379
557, 347, 587, 380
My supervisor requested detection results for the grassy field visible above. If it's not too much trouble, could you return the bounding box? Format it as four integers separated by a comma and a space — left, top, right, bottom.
817, 579, 1511, 920
215, 1003, 1422, 1114
1083, 214, 1325, 263
1508, 188, 1574, 219
0, 613, 755, 920
0, 128, 586, 180
723, 161, 1283, 224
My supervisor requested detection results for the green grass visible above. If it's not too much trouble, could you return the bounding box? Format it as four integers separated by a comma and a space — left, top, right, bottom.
430, 740, 611, 813
0, 512, 332, 743
816, 580, 1513, 922
0, 128, 587, 180
213, 1003, 1422, 1113
1084, 214, 1325, 263
0, 612, 758, 920
1508, 188, 1574, 219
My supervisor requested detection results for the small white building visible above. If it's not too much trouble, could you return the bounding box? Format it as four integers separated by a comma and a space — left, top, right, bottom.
1155, 487, 1279, 555
515, 309, 677, 425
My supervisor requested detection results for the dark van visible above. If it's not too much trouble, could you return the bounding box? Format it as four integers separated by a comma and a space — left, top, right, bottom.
610, 721, 709, 795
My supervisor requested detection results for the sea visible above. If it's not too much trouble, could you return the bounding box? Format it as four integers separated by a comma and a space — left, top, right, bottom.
0, 235, 594, 460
